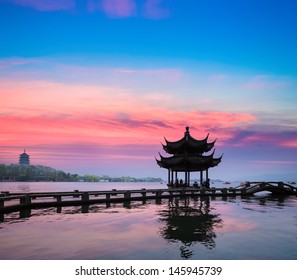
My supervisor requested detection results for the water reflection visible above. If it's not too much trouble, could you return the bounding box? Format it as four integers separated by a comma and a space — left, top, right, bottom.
242, 196, 289, 213
158, 197, 223, 259
0, 194, 296, 260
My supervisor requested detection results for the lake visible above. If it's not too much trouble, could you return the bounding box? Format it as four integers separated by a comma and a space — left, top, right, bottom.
0, 182, 296, 260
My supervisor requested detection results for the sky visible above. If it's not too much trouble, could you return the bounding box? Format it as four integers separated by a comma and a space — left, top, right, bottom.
0, 0, 297, 180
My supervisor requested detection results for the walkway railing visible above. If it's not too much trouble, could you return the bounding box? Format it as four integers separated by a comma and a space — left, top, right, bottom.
0, 181, 296, 214
236, 181, 297, 195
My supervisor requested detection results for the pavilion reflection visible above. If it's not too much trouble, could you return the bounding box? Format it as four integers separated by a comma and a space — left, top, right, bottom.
158, 196, 223, 259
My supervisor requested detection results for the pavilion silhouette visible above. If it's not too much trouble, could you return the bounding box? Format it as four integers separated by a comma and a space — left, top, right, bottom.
156, 126, 222, 187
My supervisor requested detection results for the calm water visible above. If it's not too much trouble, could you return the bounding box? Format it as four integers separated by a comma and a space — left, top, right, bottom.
0, 182, 296, 260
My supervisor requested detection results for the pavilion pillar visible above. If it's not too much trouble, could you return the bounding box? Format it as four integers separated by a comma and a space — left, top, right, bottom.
206, 169, 209, 181
200, 170, 203, 186
175, 171, 178, 182
168, 169, 170, 185
184, 172, 187, 186
167, 169, 170, 185
188, 172, 191, 187
171, 170, 174, 185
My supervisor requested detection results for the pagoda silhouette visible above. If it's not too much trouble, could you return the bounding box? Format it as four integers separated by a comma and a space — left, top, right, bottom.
156, 126, 222, 187
19, 149, 30, 165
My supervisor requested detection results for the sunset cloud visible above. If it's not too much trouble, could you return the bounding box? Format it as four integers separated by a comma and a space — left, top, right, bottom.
1, 59, 296, 178
224, 128, 297, 151
0, 75, 258, 161
281, 139, 297, 148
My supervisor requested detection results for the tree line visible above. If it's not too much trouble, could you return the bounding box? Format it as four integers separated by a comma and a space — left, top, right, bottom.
0, 164, 78, 182
0, 164, 162, 182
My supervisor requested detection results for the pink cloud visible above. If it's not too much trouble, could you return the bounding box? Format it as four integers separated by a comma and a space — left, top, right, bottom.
281, 139, 297, 148
113, 67, 183, 82
0, 77, 259, 169
0, 83, 253, 140
5, 0, 171, 19
87, 0, 169, 19
143, 0, 169, 19
244, 75, 289, 90
224, 128, 297, 150
8, 0, 76, 11
0, 57, 40, 69
100, 0, 136, 17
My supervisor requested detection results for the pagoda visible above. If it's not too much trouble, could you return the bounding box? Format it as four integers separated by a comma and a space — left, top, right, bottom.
156, 127, 222, 187
19, 150, 30, 165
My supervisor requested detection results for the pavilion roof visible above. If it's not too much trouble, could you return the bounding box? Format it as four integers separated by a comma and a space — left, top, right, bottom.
156, 152, 222, 172
162, 126, 216, 155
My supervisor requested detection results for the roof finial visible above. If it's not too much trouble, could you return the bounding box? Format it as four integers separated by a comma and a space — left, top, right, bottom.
185, 126, 190, 140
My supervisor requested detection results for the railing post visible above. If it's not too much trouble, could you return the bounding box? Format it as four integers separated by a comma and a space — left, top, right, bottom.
124, 191, 131, 199
106, 193, 111, 200
141, 188, 146, 199
73, 190, 79, 198
156, 190, 162, 197
82, 192, 89, 202
0, 199, 4, 208
112, 189, 117, 196
241, 188, 247, 196
20, 195, 31, 206
278, 181, 284, 188
221, 188, 227, 196
56, 196, 62, 203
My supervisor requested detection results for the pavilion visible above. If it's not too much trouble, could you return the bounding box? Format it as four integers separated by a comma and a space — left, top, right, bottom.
156, 127, 222, 187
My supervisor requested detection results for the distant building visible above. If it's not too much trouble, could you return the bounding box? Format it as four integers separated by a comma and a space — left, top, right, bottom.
19, 150, 30, 165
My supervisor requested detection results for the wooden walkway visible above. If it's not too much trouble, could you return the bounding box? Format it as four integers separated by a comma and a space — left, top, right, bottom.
0, 181, 296, 214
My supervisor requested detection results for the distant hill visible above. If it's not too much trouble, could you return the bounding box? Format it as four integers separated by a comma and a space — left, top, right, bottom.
233, 173, 297, 182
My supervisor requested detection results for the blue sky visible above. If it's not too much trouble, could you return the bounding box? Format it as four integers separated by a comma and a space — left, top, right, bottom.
1, 0, 297, 73
0, 0, 297, 180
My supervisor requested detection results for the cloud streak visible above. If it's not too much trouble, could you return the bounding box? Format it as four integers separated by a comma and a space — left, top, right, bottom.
243, 75, 289, 90
5, 0, 170, 19
101, 0, 136, 17
7, 0, 75, 11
